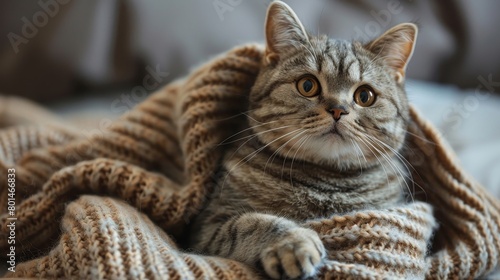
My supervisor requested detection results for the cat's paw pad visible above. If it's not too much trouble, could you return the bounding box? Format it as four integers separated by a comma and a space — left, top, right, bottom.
260, 228, 326, 279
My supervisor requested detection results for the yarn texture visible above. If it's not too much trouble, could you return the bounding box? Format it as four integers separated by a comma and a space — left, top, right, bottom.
0, 45, 499, 279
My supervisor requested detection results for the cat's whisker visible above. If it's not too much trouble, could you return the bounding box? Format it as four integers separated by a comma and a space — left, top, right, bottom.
354, 134, 391, 188
279, 130, 310, 181
289, 134, 312, 186
366, 134, 413, 174
220, 127, 305, 193
260, 129, 305, 178
364, 134, 427, 201
363, 135, 415, 203
238, 128, 305, 170
350, 139, 364, 174
224, 125, 299, 168
218, 124, 295, 146
214, 109, 257, 122
364, 137, 411, 202
243, 113, 265, 124
363, 133, 421, 183
280, 130, 309, 179
354, 124, 427, 198
264, 129, 305, 173
404, 129, 436, 145
218, 121, 280, 145
354, 140, 368, 166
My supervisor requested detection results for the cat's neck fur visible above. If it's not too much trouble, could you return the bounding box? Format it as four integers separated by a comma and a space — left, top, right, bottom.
221, 135, 405, 220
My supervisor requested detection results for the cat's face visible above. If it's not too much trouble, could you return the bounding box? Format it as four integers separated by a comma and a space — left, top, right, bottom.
248, 1, 417, 168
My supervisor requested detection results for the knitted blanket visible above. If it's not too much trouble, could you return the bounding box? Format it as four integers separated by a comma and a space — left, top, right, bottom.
0, 45, 499, 279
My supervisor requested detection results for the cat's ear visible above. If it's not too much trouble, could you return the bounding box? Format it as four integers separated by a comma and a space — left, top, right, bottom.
265, 1, 309, 64
365, 23, 418, 83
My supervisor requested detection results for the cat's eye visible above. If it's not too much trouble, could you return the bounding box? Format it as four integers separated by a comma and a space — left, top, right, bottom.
354, 86, 376, 107
296, 76, 320, 97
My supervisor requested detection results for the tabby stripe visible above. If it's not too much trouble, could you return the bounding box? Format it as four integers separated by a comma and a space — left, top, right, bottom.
234, 146, 394, 194
201, 215, 230, 252
226, 218, 239, 256
257, 109, 300, 121
241, 159, 359, 194
327, 52, 338, 70
252, 79, 290, 104
238, 221, 258, 241
281, 50, 308, 68
267, 97, 298, 109
379, 95, 405, 121
373, 115, 395, 124
343, 59, 356, 78
211, 217, 238, 255
336, 45, 347, 75
316, 50, 324, 72
350, 43, 364, 81
206, 212, 233, 225
288, 56, 309, 69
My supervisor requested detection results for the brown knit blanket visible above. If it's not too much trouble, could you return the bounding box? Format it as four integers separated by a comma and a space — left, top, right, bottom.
0, 45, 499, 279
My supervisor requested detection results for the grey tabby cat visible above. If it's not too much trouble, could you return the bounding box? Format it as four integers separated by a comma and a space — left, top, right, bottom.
191, 1, 418, 279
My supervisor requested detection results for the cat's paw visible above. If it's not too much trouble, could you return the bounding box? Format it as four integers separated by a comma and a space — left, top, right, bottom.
260, 227, 326, 279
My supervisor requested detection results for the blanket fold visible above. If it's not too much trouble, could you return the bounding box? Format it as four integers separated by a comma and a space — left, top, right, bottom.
0, 44, 498, 279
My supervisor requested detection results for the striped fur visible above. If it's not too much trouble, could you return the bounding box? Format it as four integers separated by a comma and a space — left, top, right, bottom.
191, 1, 418, 279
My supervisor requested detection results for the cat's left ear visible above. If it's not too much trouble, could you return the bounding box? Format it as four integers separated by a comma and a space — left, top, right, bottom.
365, 23, 418, 83
265, 1, 309, 64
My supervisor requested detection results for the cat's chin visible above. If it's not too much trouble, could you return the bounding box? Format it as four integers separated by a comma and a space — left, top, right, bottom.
299, 134, 360, 166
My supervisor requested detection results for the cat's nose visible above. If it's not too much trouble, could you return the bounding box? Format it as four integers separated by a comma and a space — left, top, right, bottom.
327, 106, 349, 121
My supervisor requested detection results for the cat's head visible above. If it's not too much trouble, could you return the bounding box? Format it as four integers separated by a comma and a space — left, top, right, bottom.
248, 1, 417, 168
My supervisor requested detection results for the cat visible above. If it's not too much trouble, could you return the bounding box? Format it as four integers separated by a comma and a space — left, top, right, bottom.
190, 1, 418, 279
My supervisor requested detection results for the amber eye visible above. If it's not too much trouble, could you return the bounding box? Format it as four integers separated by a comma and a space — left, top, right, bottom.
354, 86, 376, 107
297, 76, 320, 97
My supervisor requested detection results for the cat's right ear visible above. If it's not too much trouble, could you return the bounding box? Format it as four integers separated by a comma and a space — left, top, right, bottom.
364, 23, 418, 83
265, 1, 309, 64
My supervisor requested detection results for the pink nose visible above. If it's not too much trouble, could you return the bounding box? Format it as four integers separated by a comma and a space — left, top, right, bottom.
327, 107, 348, 121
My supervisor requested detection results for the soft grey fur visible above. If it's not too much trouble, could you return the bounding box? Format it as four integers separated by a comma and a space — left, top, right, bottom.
190, 1, 418, 279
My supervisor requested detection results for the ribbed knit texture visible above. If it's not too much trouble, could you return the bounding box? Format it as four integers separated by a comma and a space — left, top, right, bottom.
0, 45, 498, 279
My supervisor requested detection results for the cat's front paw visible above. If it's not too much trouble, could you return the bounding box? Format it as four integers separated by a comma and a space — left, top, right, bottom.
260, 227, 326, 279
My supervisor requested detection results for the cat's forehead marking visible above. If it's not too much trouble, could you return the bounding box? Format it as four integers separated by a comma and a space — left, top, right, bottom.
319, 39, 363, 90
345, 57, 361, 82
333, 40, 362, 81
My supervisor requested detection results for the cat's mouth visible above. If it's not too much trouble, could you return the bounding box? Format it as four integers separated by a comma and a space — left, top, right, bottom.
330, 125, 341, 135
323, 123, 345, 138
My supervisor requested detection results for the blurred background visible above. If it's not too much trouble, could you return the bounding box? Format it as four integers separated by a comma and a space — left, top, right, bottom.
1, 0, 500, 100
0, 0, 499, 193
